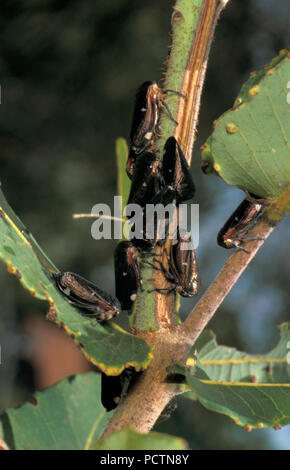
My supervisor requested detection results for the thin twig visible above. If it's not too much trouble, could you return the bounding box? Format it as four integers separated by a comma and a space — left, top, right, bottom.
72, 213, 125, 222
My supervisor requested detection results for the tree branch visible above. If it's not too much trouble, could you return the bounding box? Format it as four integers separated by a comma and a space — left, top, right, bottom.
100, 193, 289, 439
182, 216, 275, 343
98, 0, 232, 441
181, 187, 290, 347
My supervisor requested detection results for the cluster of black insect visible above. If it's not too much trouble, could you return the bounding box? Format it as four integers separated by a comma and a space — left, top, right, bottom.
54, 81, 199, 324
53, 81, 266, 411
115, 81, 199, 313
107, 81, 200, 411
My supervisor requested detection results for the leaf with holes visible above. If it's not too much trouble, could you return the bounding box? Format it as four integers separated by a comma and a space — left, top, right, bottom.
202, 49, 290, 208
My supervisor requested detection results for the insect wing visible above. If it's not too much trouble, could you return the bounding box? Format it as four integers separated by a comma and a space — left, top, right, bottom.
171, 231, 199, 297
101, 372, 123, 412
114, 241, 140, 311
162, 137, 195, 204
126, 152, 161, 209
101, 368, 139, 411
130, 81, 161, 152
127, 81, 162, 178
54, 272, 120, 320
217, 198, 264, 249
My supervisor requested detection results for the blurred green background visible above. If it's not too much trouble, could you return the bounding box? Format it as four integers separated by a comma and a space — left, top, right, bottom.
0, 0, 289, 450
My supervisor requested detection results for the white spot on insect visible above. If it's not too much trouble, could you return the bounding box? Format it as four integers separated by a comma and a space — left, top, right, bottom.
122, 272, 127, 276
219, 0, 230, 7
130, 293, 137, 302
64, 287, 71, 295
145, 132, 152, 140
141, 107, 146, 112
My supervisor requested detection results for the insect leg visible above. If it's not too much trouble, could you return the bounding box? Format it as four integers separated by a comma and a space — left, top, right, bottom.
160, 99, 178, 125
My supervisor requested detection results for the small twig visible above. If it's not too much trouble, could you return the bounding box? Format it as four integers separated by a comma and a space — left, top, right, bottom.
72, 213, 125, 222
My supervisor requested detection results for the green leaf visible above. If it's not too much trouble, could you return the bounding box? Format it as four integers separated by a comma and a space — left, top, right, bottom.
93, 428, 187, 450
202, 49, 290, 205
1, 373, 110, 450
0, 188, 153, 375
188, 327, 290, 383
183, 324, 290, 430
116, 137, 130, 213
116, 137, 131, 241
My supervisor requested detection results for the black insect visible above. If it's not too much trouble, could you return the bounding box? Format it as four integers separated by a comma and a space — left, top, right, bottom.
125, 150, 164, 250
152, 230, 199, 297
53, 271, 120, 320
161, 136, 195, 205
126, 197, 175, 251
126, 81, 185, 178
101, 368, 141, 412
126, 151, 162, 209
101, 373, 123, 412
129, 82, 162, 153
148, 136, 195, 207
126, 81, 163, 179
114, 241, 142, 311
217, 195, 265, 252
126, 136, 196, 249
